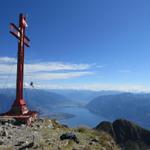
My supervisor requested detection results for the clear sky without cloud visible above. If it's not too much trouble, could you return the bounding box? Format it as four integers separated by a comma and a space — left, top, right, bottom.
0, 0, 150, 92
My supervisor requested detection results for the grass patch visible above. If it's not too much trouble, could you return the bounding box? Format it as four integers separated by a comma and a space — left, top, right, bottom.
76, 127, 88, 133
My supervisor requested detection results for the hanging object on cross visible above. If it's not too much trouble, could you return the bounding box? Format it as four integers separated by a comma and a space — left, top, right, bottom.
30, 81, 34, 88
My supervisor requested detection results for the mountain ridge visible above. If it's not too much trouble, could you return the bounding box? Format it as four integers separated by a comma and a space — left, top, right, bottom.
87, 92, 150, 129
0, 88, 76, 116
95, 119, 150, 150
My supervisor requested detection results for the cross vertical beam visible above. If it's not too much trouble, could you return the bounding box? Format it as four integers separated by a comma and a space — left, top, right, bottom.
16, 14, 25, 102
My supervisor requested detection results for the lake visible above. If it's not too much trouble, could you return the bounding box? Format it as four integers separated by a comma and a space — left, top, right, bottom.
48, 106, 107, 128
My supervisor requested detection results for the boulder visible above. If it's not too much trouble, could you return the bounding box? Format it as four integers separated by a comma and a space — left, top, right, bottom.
60, 133, 79, 143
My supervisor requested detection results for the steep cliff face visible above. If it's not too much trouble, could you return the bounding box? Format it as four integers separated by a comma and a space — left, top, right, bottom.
95, 119, 150, 150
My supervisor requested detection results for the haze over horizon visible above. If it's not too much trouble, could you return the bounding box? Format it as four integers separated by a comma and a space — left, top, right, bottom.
0, 0, 150, 92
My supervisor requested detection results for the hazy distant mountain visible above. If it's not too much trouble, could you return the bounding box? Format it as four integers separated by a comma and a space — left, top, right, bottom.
87, 93, 150, 129
50, 89, 121, 104
0, 88, 75, 115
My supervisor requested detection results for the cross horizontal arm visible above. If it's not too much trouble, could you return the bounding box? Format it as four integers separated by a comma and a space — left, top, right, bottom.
10, 31, 20, 40
10, 23, 20, 32
24, 39, 30, 47
10, 31, 30, 47
10, 25, 30, 47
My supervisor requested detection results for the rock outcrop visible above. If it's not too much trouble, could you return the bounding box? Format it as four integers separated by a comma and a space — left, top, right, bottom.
0, 118, 120, 150
95, 119, 150, 150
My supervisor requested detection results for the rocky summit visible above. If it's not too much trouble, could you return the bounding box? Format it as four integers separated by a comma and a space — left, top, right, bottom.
95, 119, 150, 150
1, 118, 150, 150
0, 118, 120, 150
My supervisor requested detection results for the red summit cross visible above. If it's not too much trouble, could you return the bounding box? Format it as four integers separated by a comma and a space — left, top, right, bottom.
10, 14, 30, 115
1, 14, 37, 124
9, 14, 29, 115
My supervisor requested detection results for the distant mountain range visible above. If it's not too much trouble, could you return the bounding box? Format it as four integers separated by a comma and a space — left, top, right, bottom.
1, 89, 150, 129
0, 88, 120, 119
49, 89, 121, 104
87, 93, 150, 129
0, 88, 75, 116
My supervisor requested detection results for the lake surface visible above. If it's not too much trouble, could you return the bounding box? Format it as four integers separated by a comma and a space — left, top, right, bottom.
49, 106, 107, 128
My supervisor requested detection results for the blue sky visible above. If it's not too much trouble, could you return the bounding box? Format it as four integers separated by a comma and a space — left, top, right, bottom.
0, 0, 150, 91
